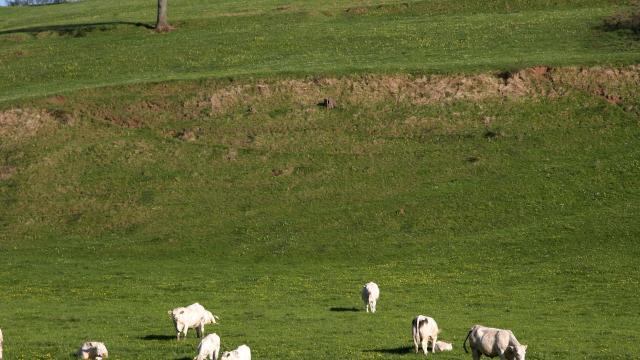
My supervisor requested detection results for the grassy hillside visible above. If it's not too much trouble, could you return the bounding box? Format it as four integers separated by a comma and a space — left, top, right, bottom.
1, 1, 640, 359
1, 0, 639, 101
1, 65, 640, 359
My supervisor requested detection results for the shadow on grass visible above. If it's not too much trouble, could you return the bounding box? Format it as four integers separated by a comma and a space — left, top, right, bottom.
329, 307, 360, 312
175, 357, 191, 360
600, 7, 640, 37
140, 334, 175, 341
0, 22, 153, 37
363, 346, 414, 355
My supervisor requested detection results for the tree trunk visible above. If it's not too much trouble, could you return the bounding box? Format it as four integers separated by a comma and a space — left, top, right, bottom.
155, 0, 172, 32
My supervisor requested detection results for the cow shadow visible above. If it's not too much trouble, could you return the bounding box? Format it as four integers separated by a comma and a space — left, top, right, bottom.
175, 357, 191, 360
363, 346, 414, 355
329, 306, 360, 312
0, 22, 153, 38
140, 334, 175, 341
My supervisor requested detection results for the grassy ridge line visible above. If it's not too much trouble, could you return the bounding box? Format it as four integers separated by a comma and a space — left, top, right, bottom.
1, 3, 639, 102
2, 65, 639, 253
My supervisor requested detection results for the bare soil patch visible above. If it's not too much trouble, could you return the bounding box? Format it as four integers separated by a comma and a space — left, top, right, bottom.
0, 108, 57, 141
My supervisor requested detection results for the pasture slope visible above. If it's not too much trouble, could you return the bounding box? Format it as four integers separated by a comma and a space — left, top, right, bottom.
1, 1, 640, 359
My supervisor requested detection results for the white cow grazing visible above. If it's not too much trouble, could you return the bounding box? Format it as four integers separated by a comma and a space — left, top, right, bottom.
194, 333, 221, 360
76, 341, 108, 360
361, 282, 380, 313
463, 325, 527, 360
412, 315, 439, 355
220, 344, 251, 360
434, 341, 453, 352
169, 303, 219, 340
0, 328, 3, 360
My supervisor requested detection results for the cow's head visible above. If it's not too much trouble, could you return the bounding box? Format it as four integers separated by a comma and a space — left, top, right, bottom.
507, 344, 527, 360
203, 310, 217, 325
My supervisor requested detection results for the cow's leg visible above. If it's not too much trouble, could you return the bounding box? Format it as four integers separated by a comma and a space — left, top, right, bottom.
182, 327, 188, 339
365, 304, 369, 313
197, 323, 204, 338
413, 335, 419, 353
472, 350, 482, 360
498, 352, 508, 360
213, 348, 219, 360
421, 339, 429, 356
431, 334, 437, 354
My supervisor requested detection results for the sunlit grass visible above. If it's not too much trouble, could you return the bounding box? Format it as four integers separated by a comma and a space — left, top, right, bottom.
0, 0, 638, 101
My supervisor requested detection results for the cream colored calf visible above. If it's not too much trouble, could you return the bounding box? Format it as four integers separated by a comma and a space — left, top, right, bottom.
361, 282, 380, 313
76, 341, 108, 360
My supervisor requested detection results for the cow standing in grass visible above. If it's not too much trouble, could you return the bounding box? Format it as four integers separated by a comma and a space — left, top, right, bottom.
194, 333, 221, 360
361, 282, 380, 313
169, 303, 219, 340
463, 325, 527, 360
412, 315, 439, 355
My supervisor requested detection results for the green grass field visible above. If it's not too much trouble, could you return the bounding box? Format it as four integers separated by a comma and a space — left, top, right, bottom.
1, 1, 640, 359
1, 0, 639, 102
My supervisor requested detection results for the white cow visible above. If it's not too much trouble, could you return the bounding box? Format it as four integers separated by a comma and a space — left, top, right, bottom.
434, 341, 453, 352
169, 303, 219, 340
76, 341, 108, 360
463, 325, 527, 360
412, 315, 439, 355
194, 333, 221, 360
361, 282, 380, 313
220, 344, 251, 360
0, 328, 3, 360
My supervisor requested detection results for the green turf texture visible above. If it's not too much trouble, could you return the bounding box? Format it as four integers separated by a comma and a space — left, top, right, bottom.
1, 0, 639, 102
1, 0, 640, 359
1, 72, 640, 358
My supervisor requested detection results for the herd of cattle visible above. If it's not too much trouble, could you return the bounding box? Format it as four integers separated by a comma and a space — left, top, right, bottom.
0, 282, 527, 360
362, 282, 527, 360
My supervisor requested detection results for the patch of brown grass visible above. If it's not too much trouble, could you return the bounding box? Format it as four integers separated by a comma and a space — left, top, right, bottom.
0, 165, 17, 180
165, 128, 200, 142
182, 65, 639, 118
3, 33, 30, 42
551, 65, 640, 107
345, 6, 368, 15
0, 108, 57, 141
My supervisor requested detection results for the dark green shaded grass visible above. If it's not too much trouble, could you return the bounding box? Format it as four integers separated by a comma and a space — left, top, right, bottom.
1, 76, 639, 358
1, 0, 639, 102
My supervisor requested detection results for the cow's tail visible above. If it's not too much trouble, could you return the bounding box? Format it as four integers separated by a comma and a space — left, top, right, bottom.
463, 328, 473, 353
412, 318, 419, 348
